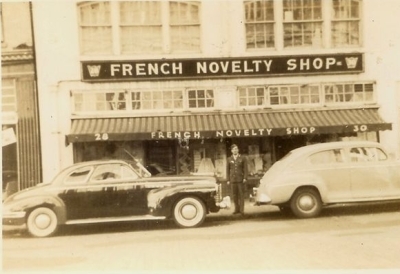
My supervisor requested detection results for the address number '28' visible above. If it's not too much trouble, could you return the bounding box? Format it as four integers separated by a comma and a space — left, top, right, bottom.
95, 133, 109, 141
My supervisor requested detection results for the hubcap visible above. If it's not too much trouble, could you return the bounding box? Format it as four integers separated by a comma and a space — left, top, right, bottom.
181, 204, 197, 220
298, 195, 315, 211
35, 214, 51, 229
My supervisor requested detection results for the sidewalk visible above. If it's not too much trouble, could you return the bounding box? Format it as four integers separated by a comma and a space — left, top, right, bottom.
210, 198, 278, 218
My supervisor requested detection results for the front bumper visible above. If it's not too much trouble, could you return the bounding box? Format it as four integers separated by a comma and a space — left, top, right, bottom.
2, 211, 26, 226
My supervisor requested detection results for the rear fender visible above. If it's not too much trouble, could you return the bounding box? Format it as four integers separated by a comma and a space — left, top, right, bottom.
148, 186, 217, 217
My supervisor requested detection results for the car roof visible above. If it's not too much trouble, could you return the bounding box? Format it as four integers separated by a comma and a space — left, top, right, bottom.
71, 159, 130, 168
290, 141, 385, 156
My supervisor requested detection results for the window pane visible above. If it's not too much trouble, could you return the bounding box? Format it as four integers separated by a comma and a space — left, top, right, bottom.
121, 26, 162, 53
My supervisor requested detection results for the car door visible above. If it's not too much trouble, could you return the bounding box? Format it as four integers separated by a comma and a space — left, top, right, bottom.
348, 146, 395, 200
305, 148, 352, 202
58, 166, 94, 220
86, 163, 149, 218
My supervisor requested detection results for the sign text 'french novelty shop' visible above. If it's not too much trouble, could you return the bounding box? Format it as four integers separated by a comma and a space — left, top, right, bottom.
82, 53, 363, 81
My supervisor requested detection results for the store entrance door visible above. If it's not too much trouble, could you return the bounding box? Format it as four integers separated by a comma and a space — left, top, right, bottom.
2, 125, 18, 200
274, 136, 307, 161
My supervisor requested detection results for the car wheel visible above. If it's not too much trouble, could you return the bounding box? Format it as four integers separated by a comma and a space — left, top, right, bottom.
290, 188, 322, 218
173, 197, 206, 228
26, 207, 58, 237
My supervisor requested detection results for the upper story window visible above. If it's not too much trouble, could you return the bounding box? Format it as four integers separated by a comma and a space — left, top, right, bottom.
78, 1, 201, 56
269, 84, 320, 105
132, 90, 184, 110
332, 0, 361, 47
238, 86, 265, 106
283, 0, 322, 48
244, 0, 362, 50
188, 89, 214, 108
72, 82, 374, 114
244, 0, 275, 49
1, 78, 17, 112
324, 83, 374, 103
73, 88, 208, 113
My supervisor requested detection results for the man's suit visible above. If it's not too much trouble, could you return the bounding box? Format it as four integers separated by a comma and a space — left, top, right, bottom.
227, 154, 248, 214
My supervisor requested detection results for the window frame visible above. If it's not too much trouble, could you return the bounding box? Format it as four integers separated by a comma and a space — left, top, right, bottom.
77, 1, 202, 56
243, 0, 363, 51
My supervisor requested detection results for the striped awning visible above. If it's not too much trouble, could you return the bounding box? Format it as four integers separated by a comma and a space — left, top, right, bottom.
67, 108, 392, 143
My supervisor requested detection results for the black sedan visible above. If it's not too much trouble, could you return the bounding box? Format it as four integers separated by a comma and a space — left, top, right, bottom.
3, 160, 230, 237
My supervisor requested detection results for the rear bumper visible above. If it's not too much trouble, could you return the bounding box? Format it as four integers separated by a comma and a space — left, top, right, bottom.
253, 187, 272, 205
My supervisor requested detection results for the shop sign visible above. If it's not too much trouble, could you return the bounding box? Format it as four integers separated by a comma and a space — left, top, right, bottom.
81, 53, 363, 82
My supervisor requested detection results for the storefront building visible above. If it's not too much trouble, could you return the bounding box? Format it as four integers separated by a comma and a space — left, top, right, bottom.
31, 1, 400, 183
1, 2, 42, 194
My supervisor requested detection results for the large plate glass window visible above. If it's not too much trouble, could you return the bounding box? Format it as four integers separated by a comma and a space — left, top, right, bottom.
283, 0, 322, 48
244, 0, 275, 49
332, 0, 361, 47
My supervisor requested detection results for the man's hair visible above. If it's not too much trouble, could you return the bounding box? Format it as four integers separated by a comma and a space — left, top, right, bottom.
230, 144, 238, 150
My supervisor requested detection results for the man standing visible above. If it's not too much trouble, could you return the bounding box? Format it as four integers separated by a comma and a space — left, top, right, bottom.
227, 144, 248, 215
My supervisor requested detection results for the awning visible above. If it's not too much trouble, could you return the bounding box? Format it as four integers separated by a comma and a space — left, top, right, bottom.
67, 108, 392, 143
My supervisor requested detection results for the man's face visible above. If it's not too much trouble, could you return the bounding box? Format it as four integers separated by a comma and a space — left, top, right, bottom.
231, 146, 239, 155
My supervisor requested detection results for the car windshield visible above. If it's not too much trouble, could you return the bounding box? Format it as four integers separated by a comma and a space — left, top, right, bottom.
125, 160, 152, 178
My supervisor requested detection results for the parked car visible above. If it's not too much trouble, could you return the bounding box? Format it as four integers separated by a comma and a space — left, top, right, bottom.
3, 159, 230, 237
254, 141, 400, 218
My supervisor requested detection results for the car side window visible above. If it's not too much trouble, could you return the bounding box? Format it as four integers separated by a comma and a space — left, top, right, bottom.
64, 166, 93, 185
363, 147, 388, 161
90, 164, 139, 183
308, 149, 344, 165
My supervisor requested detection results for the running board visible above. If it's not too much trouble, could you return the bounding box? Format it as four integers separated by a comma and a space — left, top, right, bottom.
66, 215, 166, 225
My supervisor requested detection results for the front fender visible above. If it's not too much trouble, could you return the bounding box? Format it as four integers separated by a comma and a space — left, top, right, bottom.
4, 195, 67, 224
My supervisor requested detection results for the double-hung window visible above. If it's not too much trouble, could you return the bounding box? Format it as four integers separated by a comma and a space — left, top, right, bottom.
244, 0, 275, 49
78, 1, 201, 55
119, 1, 162, 54
244, 0, 362, 50
283, 0, 322, 48
331, 0, 361, 47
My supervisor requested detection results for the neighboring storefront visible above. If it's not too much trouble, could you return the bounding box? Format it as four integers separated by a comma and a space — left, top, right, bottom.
1, 52, 42, 193
1, 2, 42, 195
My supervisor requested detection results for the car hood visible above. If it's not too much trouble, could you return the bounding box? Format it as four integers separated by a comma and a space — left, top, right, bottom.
3, 183, 51, 204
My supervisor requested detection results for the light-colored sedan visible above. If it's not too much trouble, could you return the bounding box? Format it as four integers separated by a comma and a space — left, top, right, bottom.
254, 141, 400, 218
